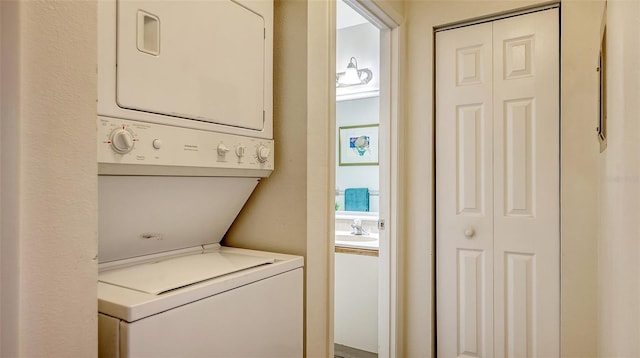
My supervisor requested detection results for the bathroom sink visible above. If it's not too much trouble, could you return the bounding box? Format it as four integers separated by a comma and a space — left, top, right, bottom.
334, 231, 379, 250
335, 231, 378, 242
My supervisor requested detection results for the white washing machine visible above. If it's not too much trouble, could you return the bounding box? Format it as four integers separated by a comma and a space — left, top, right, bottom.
98, 245, 302, 357
97, 175, 303, 358
97, 0, 303, 356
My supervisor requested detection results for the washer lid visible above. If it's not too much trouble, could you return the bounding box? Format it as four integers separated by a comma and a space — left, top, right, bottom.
98, 176, 260, 263
98, 252, 274, 295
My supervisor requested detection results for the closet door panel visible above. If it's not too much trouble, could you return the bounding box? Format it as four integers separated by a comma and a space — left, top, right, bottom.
436, 22, 494, 358
492, 9, 560, 358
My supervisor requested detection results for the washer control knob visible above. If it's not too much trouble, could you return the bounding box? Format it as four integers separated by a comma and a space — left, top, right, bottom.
217, 143, 230, 156
257, 145, 271, 163
235, 145, 245, 158
111, 129, 134, 154
152, 139, 163, 149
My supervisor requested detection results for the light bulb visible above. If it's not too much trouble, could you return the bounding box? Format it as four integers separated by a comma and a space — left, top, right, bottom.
336, 57, 373, 87
342, 57, 362, 85
342, 67, 362, 85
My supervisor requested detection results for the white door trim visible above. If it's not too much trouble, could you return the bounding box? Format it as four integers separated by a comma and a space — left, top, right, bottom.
434, 2, 559, 33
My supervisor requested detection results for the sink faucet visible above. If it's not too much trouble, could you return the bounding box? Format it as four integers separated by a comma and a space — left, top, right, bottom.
350, 219, 369, 236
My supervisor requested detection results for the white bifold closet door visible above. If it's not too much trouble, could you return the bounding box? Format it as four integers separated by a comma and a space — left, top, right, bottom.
436, 8, 559, 358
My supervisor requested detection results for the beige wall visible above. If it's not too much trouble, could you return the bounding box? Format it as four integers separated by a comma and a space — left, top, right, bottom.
559, 2, 605, 356
377, 0, 404, 18
598, 0, 640, 356
1, 2, 20, 354
372, 0, 405, 24
0, 1, 98, 356
403, 0, 603, 356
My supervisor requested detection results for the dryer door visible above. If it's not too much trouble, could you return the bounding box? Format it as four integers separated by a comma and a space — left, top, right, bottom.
116, 0, 265, 131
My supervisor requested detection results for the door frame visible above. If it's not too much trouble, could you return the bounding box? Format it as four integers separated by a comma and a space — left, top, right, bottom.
334, 1, 403, 356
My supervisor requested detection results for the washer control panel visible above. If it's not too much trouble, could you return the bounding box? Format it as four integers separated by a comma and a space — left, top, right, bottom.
98, 117, 274, 174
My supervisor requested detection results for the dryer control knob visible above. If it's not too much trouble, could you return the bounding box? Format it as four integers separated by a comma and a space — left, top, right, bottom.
111, 129, 134, 154
217, 143, 230, 155
256, 145, 271, 163
235, 145, 246, 158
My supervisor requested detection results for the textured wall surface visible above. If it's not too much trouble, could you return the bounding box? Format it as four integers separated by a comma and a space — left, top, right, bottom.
559, 2, 606, 356
598, 0, 640, 356
1, 0, 98, 356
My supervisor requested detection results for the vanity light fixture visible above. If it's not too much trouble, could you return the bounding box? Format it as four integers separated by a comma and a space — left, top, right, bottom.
336, 57, 373, 87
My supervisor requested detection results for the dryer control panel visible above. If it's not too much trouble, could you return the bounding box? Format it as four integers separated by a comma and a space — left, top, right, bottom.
98, 116, 274, 177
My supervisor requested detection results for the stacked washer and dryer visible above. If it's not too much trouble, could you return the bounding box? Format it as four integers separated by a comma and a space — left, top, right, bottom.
96, 1, 303, 357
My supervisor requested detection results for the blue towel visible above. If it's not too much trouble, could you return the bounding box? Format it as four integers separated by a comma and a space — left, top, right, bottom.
344, 188, 369, 212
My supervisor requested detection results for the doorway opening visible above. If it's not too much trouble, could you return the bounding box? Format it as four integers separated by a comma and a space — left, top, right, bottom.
333, 1, 400, 357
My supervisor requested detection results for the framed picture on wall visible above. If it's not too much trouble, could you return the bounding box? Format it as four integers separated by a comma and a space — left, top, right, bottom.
339, 124, 379, 166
